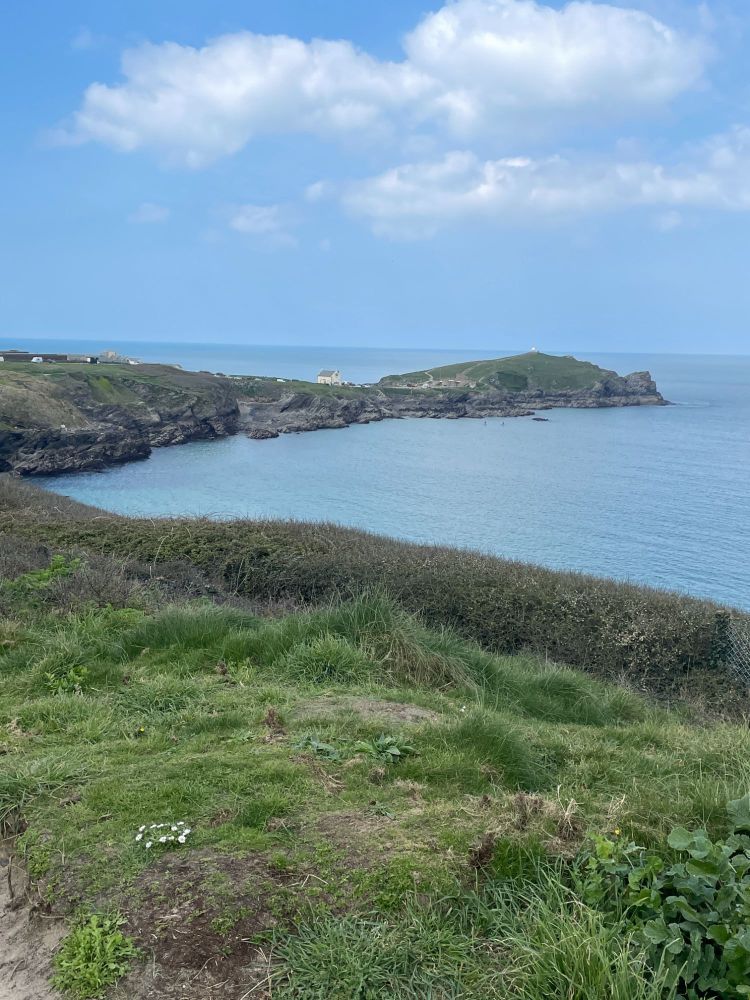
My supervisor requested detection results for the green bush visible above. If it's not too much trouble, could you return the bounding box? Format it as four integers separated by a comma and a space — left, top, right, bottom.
577, 794, 750, 998
1, 479, 742, 700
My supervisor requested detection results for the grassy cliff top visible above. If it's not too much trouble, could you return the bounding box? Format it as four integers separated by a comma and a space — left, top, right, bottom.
0, 362, 233, 430
379, 352, 619, 391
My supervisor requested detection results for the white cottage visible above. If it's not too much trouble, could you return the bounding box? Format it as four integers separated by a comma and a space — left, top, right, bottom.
317, 369, 343, 386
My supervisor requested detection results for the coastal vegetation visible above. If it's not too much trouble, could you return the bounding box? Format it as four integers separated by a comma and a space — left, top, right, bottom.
1, 478, 749, 997
379, 350, 619, 390
1, 478, 734, 708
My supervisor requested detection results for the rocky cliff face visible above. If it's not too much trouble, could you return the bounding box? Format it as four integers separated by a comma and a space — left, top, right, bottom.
0, 367, 239, 475
239, 371, 666, 438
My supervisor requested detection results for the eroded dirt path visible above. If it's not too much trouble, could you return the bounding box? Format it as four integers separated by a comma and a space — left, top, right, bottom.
0, 841, 64, 1000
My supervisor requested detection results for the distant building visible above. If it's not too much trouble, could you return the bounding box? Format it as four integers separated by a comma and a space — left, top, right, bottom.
100, 349, 141, 365
317, 369, 343, 386
0, 350, 98, 364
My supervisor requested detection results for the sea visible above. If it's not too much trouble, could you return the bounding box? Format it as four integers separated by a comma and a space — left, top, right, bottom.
23, 339, 750, 610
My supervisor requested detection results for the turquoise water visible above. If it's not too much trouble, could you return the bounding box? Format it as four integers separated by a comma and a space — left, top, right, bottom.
40, 345, 750, 609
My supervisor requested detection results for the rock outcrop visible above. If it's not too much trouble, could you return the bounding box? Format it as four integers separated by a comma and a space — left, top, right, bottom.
239, 370, 665, 439
0, 366, 239, 475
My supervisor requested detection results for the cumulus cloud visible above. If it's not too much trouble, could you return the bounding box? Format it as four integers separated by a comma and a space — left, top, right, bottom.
129, 202, 170, 224
402, 0, 708, 132
58, 0, 709, 166
229, 203, 298, 247
341, 127, 750, 237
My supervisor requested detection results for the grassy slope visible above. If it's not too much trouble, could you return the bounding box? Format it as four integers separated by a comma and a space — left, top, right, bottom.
379, 351, 615, 390
2, 546, 749, 997
2, 496, 729, 703
0, 363, 232, 431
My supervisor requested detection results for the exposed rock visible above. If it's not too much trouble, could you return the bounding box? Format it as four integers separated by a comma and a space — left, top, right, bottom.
246, 427, 279, 440
238, 369, 665, 439
0, 366, 239, 476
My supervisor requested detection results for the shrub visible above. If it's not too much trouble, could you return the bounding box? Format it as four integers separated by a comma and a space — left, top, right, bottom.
1, 480, 742, 700
577, 794, 750, 998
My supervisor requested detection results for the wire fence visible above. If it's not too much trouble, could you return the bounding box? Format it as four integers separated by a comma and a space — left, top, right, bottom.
728, 616, 750, 686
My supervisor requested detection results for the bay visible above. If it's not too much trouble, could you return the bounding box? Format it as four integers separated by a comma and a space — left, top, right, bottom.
37, 342, 750, 610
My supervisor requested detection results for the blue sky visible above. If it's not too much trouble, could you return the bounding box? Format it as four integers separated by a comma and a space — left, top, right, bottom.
2, 0, 750, 353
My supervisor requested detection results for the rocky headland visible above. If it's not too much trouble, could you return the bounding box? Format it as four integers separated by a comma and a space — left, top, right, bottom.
0, 352, 665, 474
0, 364, 238, 475
238, 361, 666, 438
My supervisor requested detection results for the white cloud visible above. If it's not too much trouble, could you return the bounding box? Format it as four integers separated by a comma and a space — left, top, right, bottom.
229, 203, 297, 247
341, 127, 750, 237
403, 0, 708, 132
71, 27, 97, 51
129, 201, 170, 224
58, 0, 709, 166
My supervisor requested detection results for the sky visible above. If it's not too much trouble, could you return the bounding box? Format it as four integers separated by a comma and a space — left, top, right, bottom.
2, 0, 750, 353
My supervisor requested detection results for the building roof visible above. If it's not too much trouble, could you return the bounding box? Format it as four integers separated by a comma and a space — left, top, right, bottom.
318, 369, 339, 376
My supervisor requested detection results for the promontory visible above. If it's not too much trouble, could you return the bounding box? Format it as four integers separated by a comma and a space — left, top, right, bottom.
0, 351, 666, 475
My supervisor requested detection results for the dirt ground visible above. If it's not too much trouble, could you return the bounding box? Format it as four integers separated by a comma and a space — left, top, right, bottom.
0, 841, 64, 1000
295, 695, 441, 725
110, 849, 297, 1000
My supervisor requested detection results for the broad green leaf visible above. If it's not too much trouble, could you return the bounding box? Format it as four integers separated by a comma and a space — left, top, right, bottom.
728, 793, 750, 833
668, 827, 693, 851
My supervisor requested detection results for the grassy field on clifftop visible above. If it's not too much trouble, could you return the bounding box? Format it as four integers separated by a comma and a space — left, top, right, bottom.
379, 351, 616, 390
1, 511, 750, 999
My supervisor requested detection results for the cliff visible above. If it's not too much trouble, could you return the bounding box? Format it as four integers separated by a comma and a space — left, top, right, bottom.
0, 363, 239, 475
238, 356, 666, 438
0, 352, 666, 474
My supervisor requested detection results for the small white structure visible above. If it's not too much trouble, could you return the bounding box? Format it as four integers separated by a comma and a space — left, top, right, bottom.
31, 356, 44, 363
317, 369, 342, 386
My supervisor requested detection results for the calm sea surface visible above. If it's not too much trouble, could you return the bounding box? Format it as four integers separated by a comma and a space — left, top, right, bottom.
34, 340, 750, 610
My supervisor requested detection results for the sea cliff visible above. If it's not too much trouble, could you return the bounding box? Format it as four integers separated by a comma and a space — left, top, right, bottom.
238, 365, 665, 438
0, 364, 238, 475
0, 352, 665, 474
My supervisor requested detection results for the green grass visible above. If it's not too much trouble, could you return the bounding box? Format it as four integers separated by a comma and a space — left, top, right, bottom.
379, 351, 619, 390
1, 544, 749, 997
5, 491, 732, 703
0, 362, 234, 433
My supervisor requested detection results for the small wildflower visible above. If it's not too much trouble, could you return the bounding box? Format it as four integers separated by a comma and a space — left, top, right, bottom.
136, 821, 193, 850
613, 828, 621, 836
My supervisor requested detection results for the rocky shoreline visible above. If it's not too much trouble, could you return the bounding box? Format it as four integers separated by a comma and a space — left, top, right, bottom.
239, 370, 666, 439
0, 366, 239, 476
0, 361, 665, 475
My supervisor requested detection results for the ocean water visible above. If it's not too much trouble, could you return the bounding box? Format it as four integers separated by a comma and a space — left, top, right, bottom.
36, 342, 750, 610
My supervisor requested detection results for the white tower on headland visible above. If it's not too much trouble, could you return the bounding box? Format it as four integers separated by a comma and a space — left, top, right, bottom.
530, 346, 538, 353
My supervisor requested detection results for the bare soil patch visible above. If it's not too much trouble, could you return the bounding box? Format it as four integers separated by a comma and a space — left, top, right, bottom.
297, 695, 441, 726
113, 849, 295, 1000
0, 841, 64, 1000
